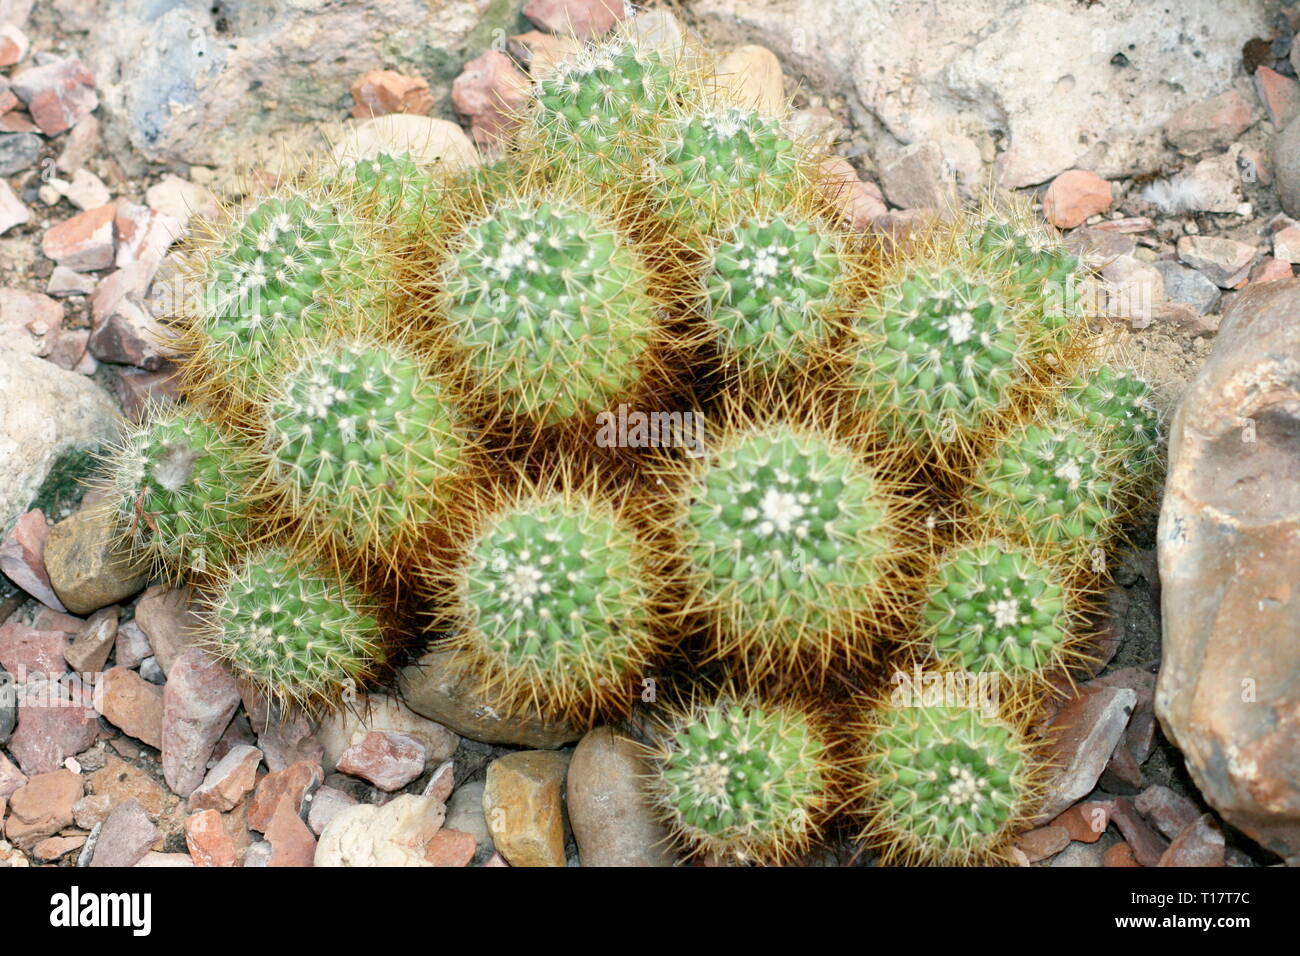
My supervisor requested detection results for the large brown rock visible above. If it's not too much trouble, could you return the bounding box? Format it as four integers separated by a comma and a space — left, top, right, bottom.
484, 750, 571, 868
44, 506, 149, 615
1157, 279, 1300, 864
566, 727, 676, 867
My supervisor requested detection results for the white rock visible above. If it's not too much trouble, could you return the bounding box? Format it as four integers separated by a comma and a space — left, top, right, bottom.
0, 180, 29, 235
54, 169, 111, 211
689, 0, 1268, 187
328, 115, 479, 173
315, 794, 446, 867
144, 174, 219, 224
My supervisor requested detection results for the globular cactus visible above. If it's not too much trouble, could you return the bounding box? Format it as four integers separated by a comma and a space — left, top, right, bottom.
433, 480, 665, 721
970, 419, 1116, 565
261, 337, 470, 557
847, 264, 1022, 452
654, 105, 803, 234
530, 38, 689, 185
188, 193, 384, 402
647, 696, 833, 863
202, 547, 389, 712
439, 195, 660, 426
335, 151, 439, 228
675, 419, 900, 678
920, 540, 1078, 679
966, 208, 1087, 349
1057, 365, 1161, 491
704, 213, 846, 377
101, 405, 261, 579
855, 702, 1037, 865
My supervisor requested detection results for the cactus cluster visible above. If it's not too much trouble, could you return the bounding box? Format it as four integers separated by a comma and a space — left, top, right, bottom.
91, 15, 1165, 866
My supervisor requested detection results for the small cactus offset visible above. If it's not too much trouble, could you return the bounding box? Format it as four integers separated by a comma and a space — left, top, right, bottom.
202, 547, 390, 712
438, 194, 661, 427
529, 37, 691, 185
846, 264, 1022, 453
654, 105, 803, 233
185, 193, 385, 404
101, 406, 261, 579
647, 696, 834, 863
920, 540, 1080, 679
429, 477, 666, 721
261, 337, 471, 559
672, 417, 902, 678
704, 213, 846, 377
853, 702, 1038, 865
1057, 365, 1161, 493
969, 419, 1116, 565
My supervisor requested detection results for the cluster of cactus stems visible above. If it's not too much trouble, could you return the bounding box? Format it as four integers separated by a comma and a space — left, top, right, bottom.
90, 17, 1166, 866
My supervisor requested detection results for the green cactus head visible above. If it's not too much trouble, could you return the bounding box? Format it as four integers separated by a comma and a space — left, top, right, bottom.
654, 105, 803, 233
858, 703, 1034, 864
193, 193, 384, 400
335, 151, 439, 228
704, 213, 845, 376
203, 547, 389, 712
103, 405, 260, 579
440, 194, 659, 426
680, 421, 896, 675
262, 337, 470, 555
847, 264, 1022, 450
531, 38, 688, 186
449, 487, 659, 719
1057, 365, 1160, 488
649, 697, 831, 863
921, 541, 1074, 678
970, 419, 1115, 564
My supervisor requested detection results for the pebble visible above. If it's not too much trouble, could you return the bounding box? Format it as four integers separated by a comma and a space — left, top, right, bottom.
1043, 169, 1113, 229
1163, 89, 1254, 156
0, 23, 28, 66
398, 649, 582, 748
32, 834, 85, 861
1133, 784, 1201, 840
132, 585, 199, 676
424, 827, 476, 866
265, 797, 317, 867
484, 750, 571, 868
878, 141, 957, 211
161, 648, 241, 797
818, 156, 887, 230
0, 131, 38, 175
1049, 841, 1107, 867
52, 168, 111, 211
625, 9, 685, 58
247, 760, 322, 833
4, 768, 81, 848
189, 744, 262, 813
89, 798, 157, 867
715, 45, 786, 115
350, 69, 433, 119
0, 178, 28, 234
111, 367, 181, 422
1099, 255, 1165, 327
64, 606, 118, 674
9, 676, 98, 774
315, 793, 446, 867
1152, 259, 1221, 314
143, 174, 219, 224
329, 115, 479, 171
422, 759, 455, 804
1109, 796, 1169, 867
0, 751, 29, 798
1038, 684, 1137, 819
0, 621, 69, 677
86, 755, 169, 820
41, 204, 116, 273
1273, 115, 1300, 217
1253, 65, 1300, 128
306, 785, 356, 836
318, 692, 456, 773
1013, 824, 1070, 863
451, 50, 531, 151
114, 204, 185, 274
184, 807, 241, 867
1176, 235, 1257, 287
523, 0, 624, 40
336, 730, 426, 792
113, 619, 152, 670
1103, 841, 1140, 867
0, 509, 63, 612
9, 56, 97, 135
72, 792, 112, 829
99, 666, 164, 749
567, 727, 676, 867
88, 265, 179, 371
0, 287, 68, 363
1051, 800, 1111, 843
43, 505, 149, 615
445, 779, 492, 853
135, 851, 193, 867
507, 31, 582, 76
1157, 814, 1225, 867
1252, 256, 1295, 282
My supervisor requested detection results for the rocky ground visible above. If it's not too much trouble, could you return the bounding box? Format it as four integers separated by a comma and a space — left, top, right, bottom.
0, 0, 1297, 867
